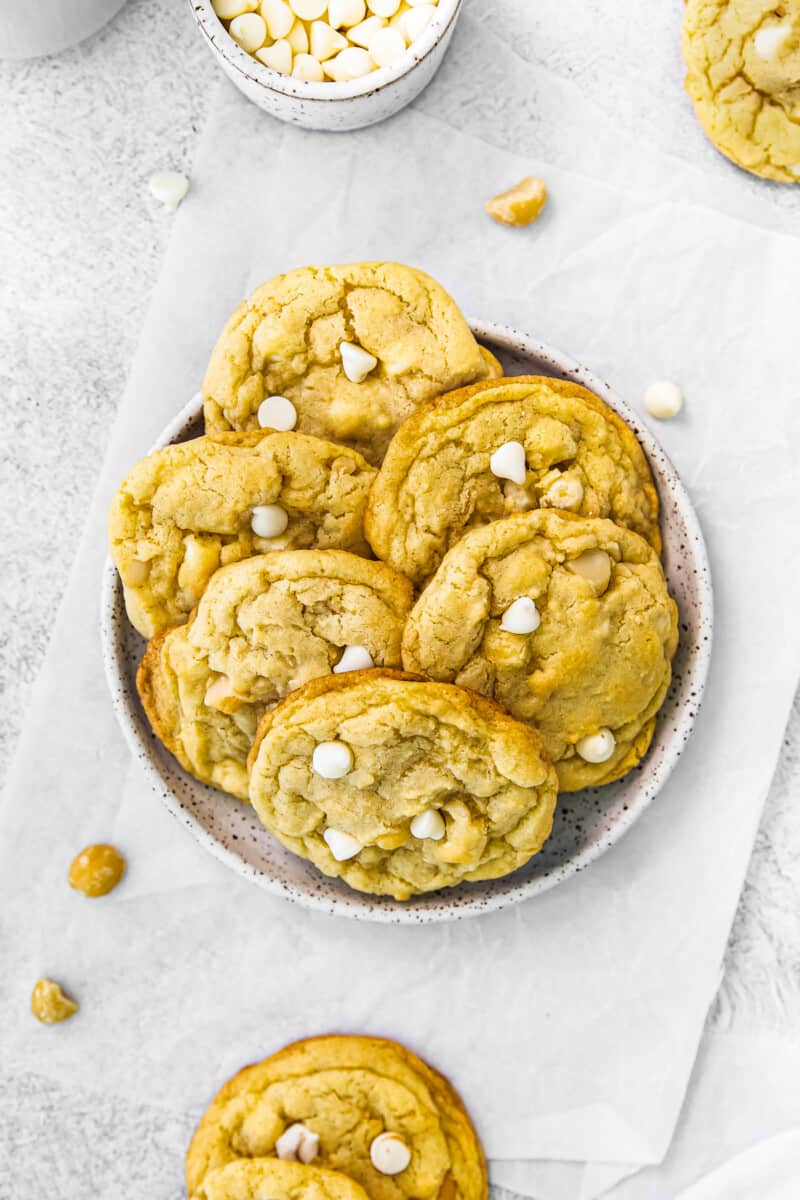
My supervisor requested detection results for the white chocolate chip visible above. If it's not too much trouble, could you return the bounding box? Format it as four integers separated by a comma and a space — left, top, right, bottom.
276, 1123, 320, 1163
292, 53, 325, 79
367, 0, 401, 15
489, 440, 527, 485
368, 25, 406, 66
643, 380, 683, 420
348, 15, 386, 46
500, 597, 541, 634
339, 340, 378, 380
790, 164, 800, 177
401, 4, 435, 41
229, 11, 268, 50
256, 38, 293, 72
370, 1132, 412, 1175
323, 828, 363, 860
576, 728, 616, 764
333, 645, 375, 673
257, 394, 297, 430
409, 808, 445, 841
324, 46, 376, 79
261, 0, 295, 38
311, 20, 349, 61
543, 476, 584, 510
251, 504, 289, 539
754, 23, 791, 59
289, 0, 327, 18
328, 0, 367, 27
568, 549, 612, 594
286, 18, 309, 52
312, 741, 353, 779
148, 171, 189, 211
213, 0, 258, 17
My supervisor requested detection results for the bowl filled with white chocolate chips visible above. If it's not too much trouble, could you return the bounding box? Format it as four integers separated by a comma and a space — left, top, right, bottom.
189, 0, 462, 130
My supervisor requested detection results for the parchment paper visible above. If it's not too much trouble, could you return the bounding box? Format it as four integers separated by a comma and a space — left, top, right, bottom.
3, 11, 800, 1200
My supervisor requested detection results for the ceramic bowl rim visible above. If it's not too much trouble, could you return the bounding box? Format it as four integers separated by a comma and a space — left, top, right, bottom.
188, 0, 463, 104
100, 320, 714, 923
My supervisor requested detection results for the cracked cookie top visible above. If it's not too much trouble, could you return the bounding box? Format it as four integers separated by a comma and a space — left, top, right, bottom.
246, 670, 558, 900
401, 510, 679, 792
202, 263, 498, 464
185, 1035, 487, 1200
365, 376, 660, 585
192, 1159, 373, 1200
109, 431, 376, 638
137, 550, 414, 801
683, 0, 800, 182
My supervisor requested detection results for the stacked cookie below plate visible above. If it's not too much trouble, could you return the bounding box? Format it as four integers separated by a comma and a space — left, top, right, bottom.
109, 260, 678, 900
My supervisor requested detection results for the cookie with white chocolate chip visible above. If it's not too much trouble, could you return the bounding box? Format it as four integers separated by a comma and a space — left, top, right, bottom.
401, 510, 678, 792
245, 669, 557, 898
185, 1034, 488, 1200
683, 0, 800, 183
109, 430, 375, 638
202, 262, 499, 464
191, 1158, 373, 1200
137, 550, 414, 801
364, 375, 660, 585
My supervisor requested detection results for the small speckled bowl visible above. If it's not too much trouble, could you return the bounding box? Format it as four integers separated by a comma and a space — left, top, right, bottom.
100, 322, 713, 923
187, 0, 463, 131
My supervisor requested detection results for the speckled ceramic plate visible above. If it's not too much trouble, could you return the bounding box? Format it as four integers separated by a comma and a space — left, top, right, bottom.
100, 322, 713, 923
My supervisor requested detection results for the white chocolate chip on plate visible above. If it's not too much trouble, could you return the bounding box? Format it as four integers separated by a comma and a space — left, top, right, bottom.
333, 645, 375, 673
311, 20, 349, 61
328, 0, 367, 28
293, 53, 325, 80
409, 808, 445, 840
257, 394, 297, 430
251, 504, 289, 539
576, 728, 616, 764
370, 1132, 412, 1175
489, 440, 527, 485
643, 380, 683, 420
261, 0, 295, 38
323, 828, 363, 860
148, 171, 189, 211
228, 11, 268, 50
543, 476, 584, 510
500, 597, 541, 634
276, 1123, 320, 1163
339, 340, 378, 380
312, 741, 354, 779
256, 38, 293, 73
348, 15, 386, 47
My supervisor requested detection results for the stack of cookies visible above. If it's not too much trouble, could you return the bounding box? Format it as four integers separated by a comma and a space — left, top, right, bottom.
184, 1034, 487, 1200
109, 261, 678, 901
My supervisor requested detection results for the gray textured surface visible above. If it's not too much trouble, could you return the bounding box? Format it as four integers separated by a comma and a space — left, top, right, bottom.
1, 0, 799, 1195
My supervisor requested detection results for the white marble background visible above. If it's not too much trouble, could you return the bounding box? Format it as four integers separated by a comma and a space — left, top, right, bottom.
1, 0, 798, 1194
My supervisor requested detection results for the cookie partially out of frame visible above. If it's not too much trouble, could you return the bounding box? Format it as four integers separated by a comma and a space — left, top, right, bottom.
202, 262, 500, 464
246, 670, 557, 899
137, 550, 413, 801
402, 510, 678, 791
191, 1159, 372, 1200
109, 431, 375, 638
186, 1034, 488, 1200
365, 375, 660, 585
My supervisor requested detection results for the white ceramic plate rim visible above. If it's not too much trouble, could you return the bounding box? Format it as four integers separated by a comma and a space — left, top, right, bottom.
100, 321, 713, 922
189, 0, 462, 103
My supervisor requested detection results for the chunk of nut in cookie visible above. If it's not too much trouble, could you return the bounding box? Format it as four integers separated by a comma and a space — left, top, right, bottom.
486, 177, 547, 227
276, 1122, 320, 1163
568, 549, 612, 595
542, 476, 584, 510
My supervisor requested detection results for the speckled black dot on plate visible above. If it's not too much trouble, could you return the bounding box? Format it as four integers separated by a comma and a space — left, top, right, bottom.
99, 323, 713, 924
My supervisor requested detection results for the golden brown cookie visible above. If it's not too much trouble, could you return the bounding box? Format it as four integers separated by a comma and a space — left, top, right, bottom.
202, 263, 496, 464
185, 1035, 487, 1200
683, 0, 800, 182
137, 551, 414, 801
402, 510, 678, 791
365, 376, 660, 585
109, 431, 375, 638
246, 670, 557, 898
192, 1159, 373, 1200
